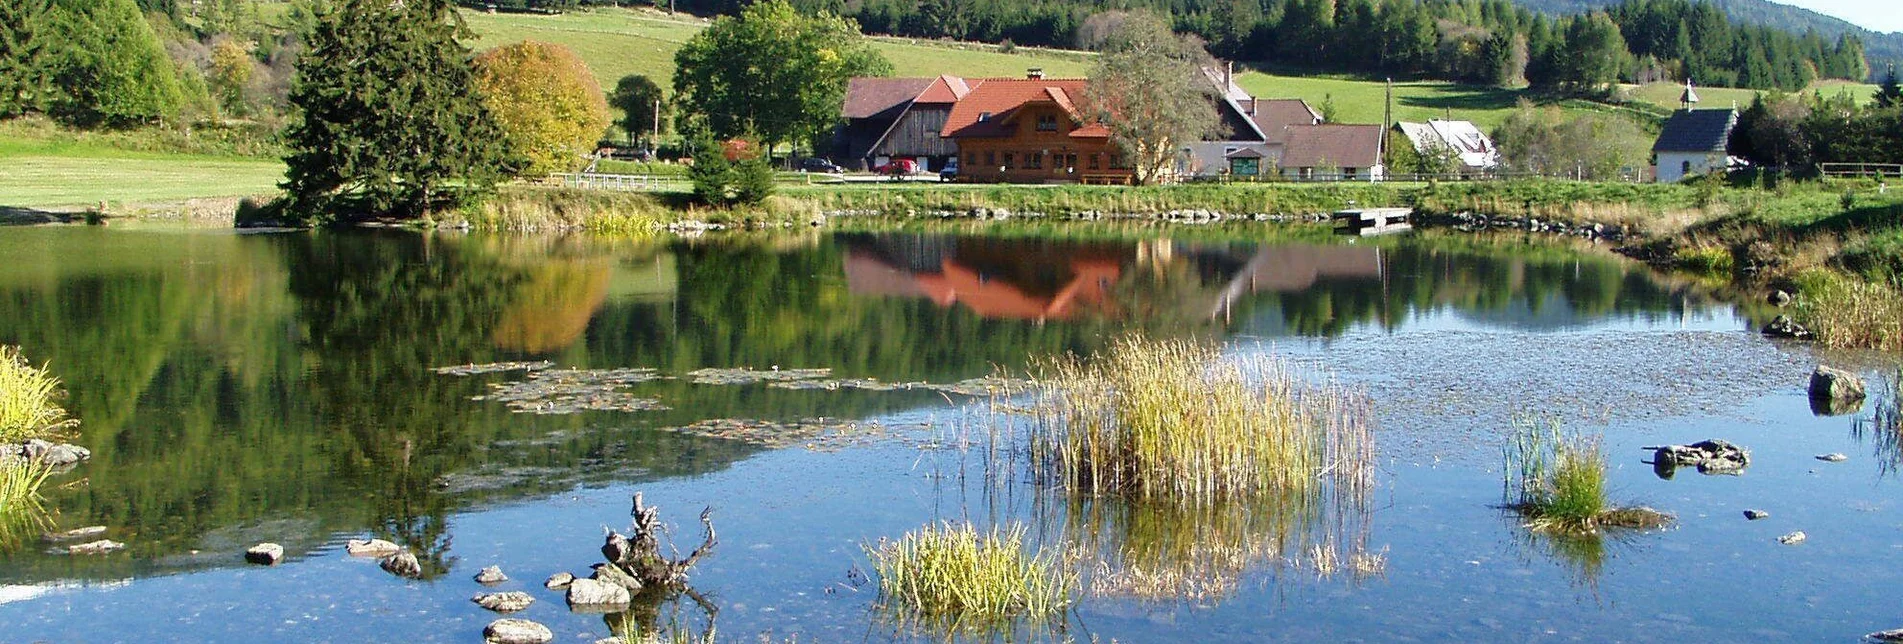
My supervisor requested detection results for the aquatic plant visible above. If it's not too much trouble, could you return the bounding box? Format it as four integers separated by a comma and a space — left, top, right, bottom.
1854, 371, 1903, 477
1791, 270, 1903, 351
0, 459, 54, 543
0, 346, 72, 443
1504, 417, 1670, 533
864, 522, 1074, 627
1023, 335, 1374, 504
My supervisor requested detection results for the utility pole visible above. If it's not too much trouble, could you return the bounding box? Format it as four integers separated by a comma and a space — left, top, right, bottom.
651, 98, 661, 158
1382, 78, 1393, 170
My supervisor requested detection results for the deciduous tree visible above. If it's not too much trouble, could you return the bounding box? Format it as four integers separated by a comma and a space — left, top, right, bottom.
673, 0, 890, 154
1082, 11, 1219, 186
280, 0, 510, 221
474, 40, 611, 177
609, 74, 668, 149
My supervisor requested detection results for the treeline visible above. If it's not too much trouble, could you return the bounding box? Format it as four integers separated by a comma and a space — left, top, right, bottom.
1730, 78, 1903, 172
650, 0, 1864, 94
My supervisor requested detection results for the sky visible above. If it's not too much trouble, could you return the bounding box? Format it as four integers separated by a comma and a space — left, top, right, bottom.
1776, 0, 1903, 34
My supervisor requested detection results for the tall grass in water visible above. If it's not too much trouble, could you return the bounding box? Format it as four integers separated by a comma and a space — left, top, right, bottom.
0, 459, 54, 545
1025, 336, 1374, 503
1855, 371, 1903, 478
1504, 417, 1667, 533
1792, 269, 1903, 351
864, 522, 1073, 628
0, 346, 71, 443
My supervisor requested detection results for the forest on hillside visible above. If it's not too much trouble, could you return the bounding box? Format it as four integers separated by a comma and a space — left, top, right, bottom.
478, 0, 1870, 94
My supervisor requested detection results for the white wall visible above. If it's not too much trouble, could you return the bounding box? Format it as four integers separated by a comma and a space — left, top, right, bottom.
1657, 151, 1719, 183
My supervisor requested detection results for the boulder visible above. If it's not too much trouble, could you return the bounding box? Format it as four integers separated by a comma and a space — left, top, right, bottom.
590, 562, 644, 592
1647, 439, 1750, 476
66, 539, 124, 555
1816, 453, 1849, 462
1868, 629, 1903, 642
474, 565, 508, 585
1808, 366, 1865, 409
483, 618, 553, 644
381, 551, 423, 579
472, 591, 535, 613
564, 577, 631, 608
544, 572, 575, 590
345, 538, 401, 558
1743, 509, 1770, 520
1761, 315, 1811, 340
1768, 290, 1793, 307
42, 526, 108, 543
1777, 531, 1806, 545
245, 543, 285, 565
21, 439, 90, 468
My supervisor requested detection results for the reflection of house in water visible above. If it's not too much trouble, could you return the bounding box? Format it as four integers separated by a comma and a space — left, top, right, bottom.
839, 234, 1384, 323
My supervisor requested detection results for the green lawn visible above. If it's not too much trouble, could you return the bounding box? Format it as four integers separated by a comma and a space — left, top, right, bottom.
460, 7, 1094, 91
1623, 79, 1877, 109
0, 153, 284, 208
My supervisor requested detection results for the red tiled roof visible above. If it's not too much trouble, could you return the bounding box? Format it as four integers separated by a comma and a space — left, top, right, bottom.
1279, 124, 1384, 168
915, 75, 972, 104
941, 78, 1106, 139
842, 77, 935, 120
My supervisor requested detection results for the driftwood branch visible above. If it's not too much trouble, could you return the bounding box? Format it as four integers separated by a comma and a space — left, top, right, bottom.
601, 491, 717, 588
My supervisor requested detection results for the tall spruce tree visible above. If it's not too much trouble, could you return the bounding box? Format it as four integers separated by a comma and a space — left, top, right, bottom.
0, 0, 52, 117
1876, 65, 1902, 110
42, 0, 183, 125
281, 0, 511, 221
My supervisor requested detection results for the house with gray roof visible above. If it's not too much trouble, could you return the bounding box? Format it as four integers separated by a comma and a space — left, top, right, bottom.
1653, 108, 1737, 183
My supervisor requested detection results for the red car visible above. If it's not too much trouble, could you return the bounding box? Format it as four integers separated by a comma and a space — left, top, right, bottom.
873, 159, 919, 176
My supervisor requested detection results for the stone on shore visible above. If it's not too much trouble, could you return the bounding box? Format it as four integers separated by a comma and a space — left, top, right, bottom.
483, 618, 553, 644
65, 539, 124, 555
544, 572, 575, 590
42, 526, 108, 543
1761, 315, 1810, 340
590, 562, 643, 592
245, 543, 285, 565
564, 577, 631, 608
1808, 366, 1865, 409
18, 439, 90, 468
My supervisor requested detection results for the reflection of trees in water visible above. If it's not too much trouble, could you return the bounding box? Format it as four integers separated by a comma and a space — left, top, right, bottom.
1854, 371, 1903, 478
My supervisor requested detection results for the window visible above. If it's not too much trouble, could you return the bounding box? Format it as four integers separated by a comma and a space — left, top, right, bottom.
1681, 160, 1692, 175
1223, 147, 1239, 156
1088, 154, 1101, 170
1028, 151, 1043, 169
1036, 114, 1058, 132
979, 111, 993, 122
1064, 154, 1077, 170
1230, 158, 1260, 176
984, 151, 995, 168
1002, 152, 1015, 169
1343, 167, 1358, 179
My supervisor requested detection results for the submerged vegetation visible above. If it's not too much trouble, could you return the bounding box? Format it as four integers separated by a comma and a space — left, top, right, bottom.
1504, 417, 1670, 533
864, 522, 1074, 629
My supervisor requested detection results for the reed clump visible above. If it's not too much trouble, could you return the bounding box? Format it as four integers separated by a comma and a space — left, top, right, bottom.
1026, 335, 1373, 504
0, 346, 71, 443
1504, 417, 1670, 533
864, 522, 1074, 626
1854, 371, 1903, 477
1791, 269, 1903, 351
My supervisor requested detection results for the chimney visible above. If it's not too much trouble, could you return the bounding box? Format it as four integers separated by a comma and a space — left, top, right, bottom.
1026, 68, 1044, 80
1246, 97, 1257, 116
1224, 61, 1234, 91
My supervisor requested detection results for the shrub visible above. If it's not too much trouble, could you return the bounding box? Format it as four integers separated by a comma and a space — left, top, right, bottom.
687, 139, 773, 207
865, 522, 1072, 625
0, 346, 70, 443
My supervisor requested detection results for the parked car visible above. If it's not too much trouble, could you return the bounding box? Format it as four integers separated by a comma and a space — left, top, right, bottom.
798, 157, 842, 173
939, 158, 959, 182
873, 159, 918, 177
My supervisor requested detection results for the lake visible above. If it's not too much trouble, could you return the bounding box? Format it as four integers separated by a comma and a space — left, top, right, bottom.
0, 223, 1897, 641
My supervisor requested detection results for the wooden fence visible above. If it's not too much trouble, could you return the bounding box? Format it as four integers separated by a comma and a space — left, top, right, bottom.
1819, 163, 1903, 180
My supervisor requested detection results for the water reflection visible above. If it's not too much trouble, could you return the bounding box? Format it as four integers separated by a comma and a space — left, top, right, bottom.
0, 227, 1727, 585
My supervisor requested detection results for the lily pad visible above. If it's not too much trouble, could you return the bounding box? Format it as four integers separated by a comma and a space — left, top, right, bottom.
432, 361, 554, 376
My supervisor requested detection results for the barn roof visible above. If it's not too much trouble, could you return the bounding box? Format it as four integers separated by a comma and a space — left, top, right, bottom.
841, 78, 935, 120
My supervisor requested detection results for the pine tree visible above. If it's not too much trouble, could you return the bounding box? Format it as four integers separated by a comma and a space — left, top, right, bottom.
280, 0, 512, 221
1876, 65, 1902, 110
42, 0, 184, 125
0, 0, 52, 117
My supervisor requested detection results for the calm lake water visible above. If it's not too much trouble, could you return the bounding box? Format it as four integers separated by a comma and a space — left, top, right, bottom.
0, 224, 1898, 642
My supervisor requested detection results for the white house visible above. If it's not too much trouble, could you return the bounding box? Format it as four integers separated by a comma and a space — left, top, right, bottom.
1394, 119, 1498, 173
1653, 108, 1738, 183
1182, 66, 1325, 178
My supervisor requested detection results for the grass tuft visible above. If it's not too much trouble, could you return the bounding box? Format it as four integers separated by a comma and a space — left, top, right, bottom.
0, 346, 71, 444
864, 522, 1073, 626
1791, 269, 1903, 351
1504, 417, 1669, 534
1855, 371, 1903, 477
0, 458, 54, 544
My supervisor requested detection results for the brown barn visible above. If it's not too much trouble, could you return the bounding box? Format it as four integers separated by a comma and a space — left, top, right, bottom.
940, 74, 1132, 184
835, 75, 970, 172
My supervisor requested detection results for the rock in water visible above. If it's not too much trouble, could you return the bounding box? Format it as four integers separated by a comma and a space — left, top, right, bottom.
1777, 531, 1807, 545
1809, 366, 1866, 408
21, 439, 91, 468
345, 538, 401, 557
1769, 290, 1792, 307
544, 572, 574, 590
66, 540, 124, 555
474, 565, 508, 585
1648, 439, 1750, 475
1761, 315, 1811, 340
472, 591, 535, 613
381, 551, 423, 579
483, 618, 553, 644
1867, 629, 1903, 642
245, 543, 285, 565
590, 562, 644, 592
42, 526, 108, 543
1816, 453, 1849, 462
601, 531, 632, 565
564, 577, 631, 607
1743, 509, 1770, 520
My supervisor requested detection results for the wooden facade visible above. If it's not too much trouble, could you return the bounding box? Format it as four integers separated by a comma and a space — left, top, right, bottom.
869, 106, 956, 168
941, 79, 1133, 185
